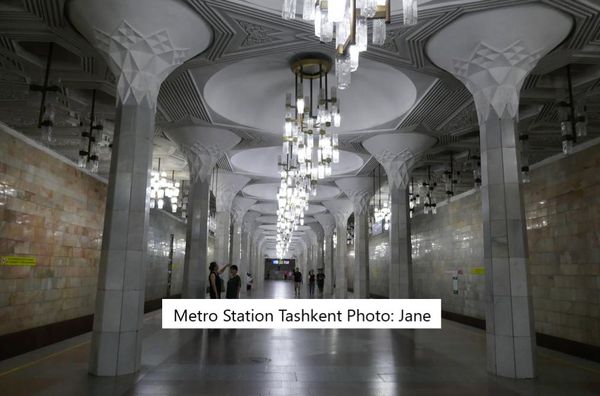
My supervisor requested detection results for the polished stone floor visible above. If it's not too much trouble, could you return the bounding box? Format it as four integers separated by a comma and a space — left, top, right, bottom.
0, 280, 599, 395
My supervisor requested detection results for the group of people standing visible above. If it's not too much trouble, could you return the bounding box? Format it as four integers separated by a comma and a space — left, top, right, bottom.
292, 268, 325, 298
208, 262, 252, 299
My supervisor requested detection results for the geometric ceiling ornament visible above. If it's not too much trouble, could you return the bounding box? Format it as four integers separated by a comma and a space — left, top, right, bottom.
67, 0, 213, 108
426, 4, 574, 122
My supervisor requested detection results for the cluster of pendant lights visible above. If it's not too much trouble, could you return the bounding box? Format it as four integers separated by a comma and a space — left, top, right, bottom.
283, 0, 417, 89
276, 57, 341, 256
149, 159, 181, 213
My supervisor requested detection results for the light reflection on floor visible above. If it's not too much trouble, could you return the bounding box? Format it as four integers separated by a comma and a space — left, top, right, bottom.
0, 281, 598, 395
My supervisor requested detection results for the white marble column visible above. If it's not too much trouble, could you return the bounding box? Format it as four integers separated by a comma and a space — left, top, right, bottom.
336, 177, 375, 299
315, 213, 335, 296
241, 211, 260, 277
166, 120, 241, 299
231, 197, 257, 275
363, 133, 436, 299
323, 199, 353, 299
309, 223, 324, 272
214, 171, 250, 266
67, 0, 211, 376
251, 230, 265, 290
427, 4, 572, 378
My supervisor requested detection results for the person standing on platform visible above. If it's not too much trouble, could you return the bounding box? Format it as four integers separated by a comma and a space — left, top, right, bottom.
226, 265, 242, 299
293, 267, 303, 297
208, 262, 230, 299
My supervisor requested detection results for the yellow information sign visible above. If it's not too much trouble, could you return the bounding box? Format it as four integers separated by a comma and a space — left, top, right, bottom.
470, 267, 485, 275
0, 256, 36, 266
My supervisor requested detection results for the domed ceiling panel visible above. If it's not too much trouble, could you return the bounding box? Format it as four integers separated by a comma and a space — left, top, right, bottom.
204, 55, 417, 134
230, 146, 364, 178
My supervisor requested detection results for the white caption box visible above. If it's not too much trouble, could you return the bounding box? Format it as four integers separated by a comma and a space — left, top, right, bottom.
162, 299, 441, 329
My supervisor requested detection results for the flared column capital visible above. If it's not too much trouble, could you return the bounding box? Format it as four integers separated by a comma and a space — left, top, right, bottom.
232, 197, 257, 226
335, 177, 375, 216
426, 4, 572, 122
314, 213, 335, 237
363, 133, 436, 190
322, 199, 353, 227
214, 170, 251, 212
68, 0, 212, 108
166, 118, 241, 183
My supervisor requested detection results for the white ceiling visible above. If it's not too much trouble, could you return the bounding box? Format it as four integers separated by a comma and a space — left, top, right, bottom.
203, 55, 418, 134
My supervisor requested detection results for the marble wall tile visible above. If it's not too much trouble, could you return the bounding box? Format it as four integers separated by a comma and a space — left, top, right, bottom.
0, 129, 187, 336
370, 143, 600, 347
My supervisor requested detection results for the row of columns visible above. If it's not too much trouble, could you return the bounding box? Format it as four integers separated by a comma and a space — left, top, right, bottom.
74, 0, 571, 382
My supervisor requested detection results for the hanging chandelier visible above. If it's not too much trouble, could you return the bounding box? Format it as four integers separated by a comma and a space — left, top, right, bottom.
277, 54, 341, 256
149, 159, 180, 212
282, 1, 418, 89
423, 166, 437, 215
78, 90, 102, 173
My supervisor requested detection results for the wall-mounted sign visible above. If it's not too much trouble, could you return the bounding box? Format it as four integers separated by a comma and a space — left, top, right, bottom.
0, 256, 36, 266
470, 267, 485, 275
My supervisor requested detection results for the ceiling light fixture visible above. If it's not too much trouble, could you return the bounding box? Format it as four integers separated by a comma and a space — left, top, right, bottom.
149, 159, 180, 211
283, 1, 417, 89
277, 54, 341, 256
78, 89, 102, 173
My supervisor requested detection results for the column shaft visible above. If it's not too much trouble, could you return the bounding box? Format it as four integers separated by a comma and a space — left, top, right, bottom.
324, 234, 334, 295
354, 210, 370, 298
334, 224, 347, 299
215, 211, 231, 265
481, 116, 535, 378
231, 221, 242, 269
389, 186, 412, 298
90, 102, 154, 376
182, 178, 210, 298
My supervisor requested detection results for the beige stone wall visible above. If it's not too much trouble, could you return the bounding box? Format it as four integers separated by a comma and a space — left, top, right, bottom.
411, 190, 485, 319
525, 144, 600, 346
406, 142, 600, 347
0, 129, 105, 335
0, 127, 188, 336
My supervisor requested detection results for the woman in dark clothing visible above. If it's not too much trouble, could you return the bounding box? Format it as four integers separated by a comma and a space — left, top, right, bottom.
308, 270, 316, 297
208, 262, 230, 299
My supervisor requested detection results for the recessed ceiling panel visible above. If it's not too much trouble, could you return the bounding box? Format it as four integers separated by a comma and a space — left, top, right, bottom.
204, 56, 417, 134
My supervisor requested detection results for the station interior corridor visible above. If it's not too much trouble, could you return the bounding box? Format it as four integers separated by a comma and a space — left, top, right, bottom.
2, 0, 600, 395
0, 281, 598, 396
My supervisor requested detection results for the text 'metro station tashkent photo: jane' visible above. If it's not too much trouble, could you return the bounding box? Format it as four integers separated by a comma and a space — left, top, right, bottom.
0, 0, 599, 395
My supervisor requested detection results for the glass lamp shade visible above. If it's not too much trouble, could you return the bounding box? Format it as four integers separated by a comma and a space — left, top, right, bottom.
282, 0, 296, 19
157, 198, 164, 210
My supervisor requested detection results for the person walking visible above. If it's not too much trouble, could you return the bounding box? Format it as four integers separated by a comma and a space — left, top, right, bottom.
316, 269, 325, 296
293, 268, 303, 297
208, 262, 230, 299
226, 265, 242, 299
308, 269, 316, 297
